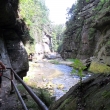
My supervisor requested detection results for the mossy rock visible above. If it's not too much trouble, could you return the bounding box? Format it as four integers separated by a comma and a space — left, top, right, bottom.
58, 97, 77, 110
84, 83, 110, 110
89, 61, 110, 74
88, 28, 96, 40
49, 96, 77, 110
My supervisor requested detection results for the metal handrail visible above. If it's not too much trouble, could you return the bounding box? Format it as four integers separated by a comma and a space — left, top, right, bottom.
12, 80, 28, 110
5, 68, 48, 110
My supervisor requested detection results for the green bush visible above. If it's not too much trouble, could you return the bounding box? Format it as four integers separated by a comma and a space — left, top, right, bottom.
88, 28, 96, 40
71, 59, 86, 82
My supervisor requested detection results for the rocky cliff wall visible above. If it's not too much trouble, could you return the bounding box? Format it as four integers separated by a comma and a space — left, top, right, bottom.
49, 1, 110, 109
0, 0, 29, 79
49, 74, 110, 110
61, 0, 110, 69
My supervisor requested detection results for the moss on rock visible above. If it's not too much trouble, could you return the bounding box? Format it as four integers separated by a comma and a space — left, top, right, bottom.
89, 61, 110, 73
88, 28, 96, 40
49, 74, 110, 110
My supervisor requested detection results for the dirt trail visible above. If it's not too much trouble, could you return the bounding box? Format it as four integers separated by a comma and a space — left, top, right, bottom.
0, 70, 23, 110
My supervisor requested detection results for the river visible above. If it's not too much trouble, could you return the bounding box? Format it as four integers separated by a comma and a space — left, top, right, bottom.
27, 61, 91, 100
51, 64, 91, 100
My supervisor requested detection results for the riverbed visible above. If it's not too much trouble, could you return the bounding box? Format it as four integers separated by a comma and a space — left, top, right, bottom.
26, 61, 91, 100
52, 64, 79, 100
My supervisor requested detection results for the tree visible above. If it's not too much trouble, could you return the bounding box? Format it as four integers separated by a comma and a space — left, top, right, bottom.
51, 24, 65, 51
19, 0, 51, 53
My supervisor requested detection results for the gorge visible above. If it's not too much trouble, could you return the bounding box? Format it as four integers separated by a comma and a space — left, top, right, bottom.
0, 0, 110, 110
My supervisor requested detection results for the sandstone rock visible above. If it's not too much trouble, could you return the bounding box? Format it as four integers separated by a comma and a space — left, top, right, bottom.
0, 0, 29, 79
60, 0, 110, 73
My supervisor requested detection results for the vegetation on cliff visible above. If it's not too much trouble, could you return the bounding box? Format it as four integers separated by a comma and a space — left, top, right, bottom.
51, 24, 65, 51
49, 0, 110, 109
19, 0, 50, 53
1, 0, 110, 109
19, 0, 65, 53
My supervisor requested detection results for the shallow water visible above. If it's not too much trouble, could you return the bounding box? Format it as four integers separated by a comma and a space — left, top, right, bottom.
52, 64, 91, 100
51, 64, 78, 100
28, 61, 91, 100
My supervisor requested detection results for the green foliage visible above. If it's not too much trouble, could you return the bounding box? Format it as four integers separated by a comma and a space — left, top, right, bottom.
19, 0, 49, 26
17, 85, 54, 109
52, 24, 65, 51
75, 28, 82, 41
71, 59, 86, 70
19, 0, 50, 52
17, 84, 26, 93
67, 59, 75, 62
63, 0, 85, 50
25, 43, 35, 54
25, 100, 38, 109
102, 90, 110, 98
106, 41, 110, 46
88, 28, 96, 40
94, 0, 106, 11
17, 85, 39, 109
38, 88, 53, 107
57, 43, 63, 53
100, 0, 105, 4
86, 0, 90, 3
71, 59, 86, 82
23, 77, 29, 83
58, 97, 72, 109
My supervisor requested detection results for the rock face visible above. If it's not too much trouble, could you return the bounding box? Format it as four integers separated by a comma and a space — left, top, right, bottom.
0, 0, 29, 79
49, 1, 110, 109
34, 33, 52, 61
60, 0, 110, 72
49, 74, 110, 110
